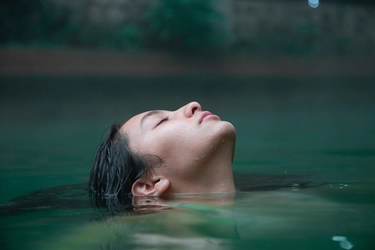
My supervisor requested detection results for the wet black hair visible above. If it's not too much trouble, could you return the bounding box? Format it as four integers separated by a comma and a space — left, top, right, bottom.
88, 123, 149, 197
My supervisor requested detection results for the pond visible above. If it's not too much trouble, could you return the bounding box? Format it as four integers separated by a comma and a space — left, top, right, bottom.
1, 75, 374, 249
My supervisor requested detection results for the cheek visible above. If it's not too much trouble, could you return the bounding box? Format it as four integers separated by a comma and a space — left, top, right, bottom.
136, 122, 231, 167
154, 126, 191, 152
145, 125, 198, 159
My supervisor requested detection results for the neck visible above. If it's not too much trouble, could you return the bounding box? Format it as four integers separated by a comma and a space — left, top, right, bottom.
202, 148, 236, 193
205, 135, 236, 193
166, 139, 236, 194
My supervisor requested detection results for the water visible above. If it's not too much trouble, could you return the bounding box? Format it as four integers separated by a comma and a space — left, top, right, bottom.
1, 76, 375, 249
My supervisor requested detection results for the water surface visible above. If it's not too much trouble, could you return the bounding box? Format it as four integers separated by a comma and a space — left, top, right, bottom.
1, 76, 374, 249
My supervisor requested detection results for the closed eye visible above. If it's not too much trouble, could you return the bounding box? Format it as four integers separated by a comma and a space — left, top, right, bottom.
156, 117, 169, 127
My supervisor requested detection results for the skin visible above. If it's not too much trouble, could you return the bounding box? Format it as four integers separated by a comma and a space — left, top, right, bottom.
120, 101, 237, 196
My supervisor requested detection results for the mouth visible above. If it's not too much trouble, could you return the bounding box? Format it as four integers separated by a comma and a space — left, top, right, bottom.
199, 111, 216, 124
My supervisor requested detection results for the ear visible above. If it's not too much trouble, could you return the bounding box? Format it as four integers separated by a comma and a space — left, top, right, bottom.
132, 178, 170, 196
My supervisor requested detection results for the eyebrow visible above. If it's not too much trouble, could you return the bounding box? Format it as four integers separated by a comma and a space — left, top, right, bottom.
140, 110, 162, 128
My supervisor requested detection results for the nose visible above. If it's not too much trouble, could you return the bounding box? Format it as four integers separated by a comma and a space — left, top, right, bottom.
180, 101, 202, 118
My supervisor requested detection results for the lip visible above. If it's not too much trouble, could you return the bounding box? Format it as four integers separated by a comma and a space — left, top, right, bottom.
199, 111, 216, 124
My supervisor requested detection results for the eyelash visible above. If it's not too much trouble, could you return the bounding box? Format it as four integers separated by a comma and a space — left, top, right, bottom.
156, 117, 169, 126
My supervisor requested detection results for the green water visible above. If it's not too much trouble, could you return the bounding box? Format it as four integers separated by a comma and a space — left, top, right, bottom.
1, 76, 375, 249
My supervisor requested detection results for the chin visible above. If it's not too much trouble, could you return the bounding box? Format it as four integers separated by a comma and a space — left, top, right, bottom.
217, 121, 237, 141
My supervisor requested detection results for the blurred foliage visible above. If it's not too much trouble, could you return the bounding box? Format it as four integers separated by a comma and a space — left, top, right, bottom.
0, 0, 143, 50
293, 22, 320, 54
0, 0, 228, 54
233, 21, 321, 57
71, 24, 143, 50
334, 36, 353, 55
145, 0, 230, 54
0, 0, 78, 46
0, 0, 372, 57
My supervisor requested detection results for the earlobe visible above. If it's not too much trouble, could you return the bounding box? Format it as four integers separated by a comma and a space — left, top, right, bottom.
132, 178, 170, 196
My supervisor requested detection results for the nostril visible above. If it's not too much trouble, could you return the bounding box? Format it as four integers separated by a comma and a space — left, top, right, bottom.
192, 107, 198, 114
184, 102, 201, 117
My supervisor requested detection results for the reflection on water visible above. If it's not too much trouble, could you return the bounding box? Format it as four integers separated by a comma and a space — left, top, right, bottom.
1, 181, 375, 250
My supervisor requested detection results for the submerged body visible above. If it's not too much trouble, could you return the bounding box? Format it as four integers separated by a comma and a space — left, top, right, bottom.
9, 183, 367, 250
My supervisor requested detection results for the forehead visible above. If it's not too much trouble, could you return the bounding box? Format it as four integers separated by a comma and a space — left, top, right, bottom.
120, 111, 147, 135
